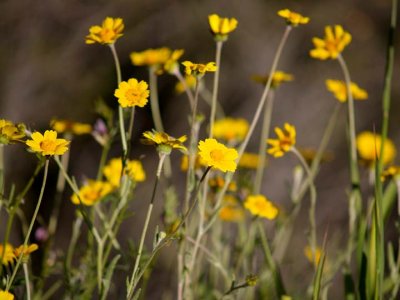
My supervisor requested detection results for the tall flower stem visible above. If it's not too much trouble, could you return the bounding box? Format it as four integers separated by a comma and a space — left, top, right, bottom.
173, 68, 194, 110
291, 147, 318, 267
209, 41, 223, 138
0, 145, 4, 215
6, 159, 50, 290
127, 153, 167, 299
254, 91, 275, 193
23, 262, 31, 300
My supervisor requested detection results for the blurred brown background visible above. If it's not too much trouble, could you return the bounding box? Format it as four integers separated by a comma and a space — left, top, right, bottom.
1, 0, 399, 298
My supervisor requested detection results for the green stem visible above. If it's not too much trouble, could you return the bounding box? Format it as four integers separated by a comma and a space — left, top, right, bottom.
23, 263, 31, 300
209, 41, 223, 138
0, 145, 4, 214
109, 43, 122, 85
6, 159, 50, 291
173, 68, 194, 110
96, 138, 112, 181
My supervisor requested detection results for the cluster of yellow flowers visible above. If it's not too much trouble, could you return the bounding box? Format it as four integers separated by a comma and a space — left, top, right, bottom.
0, 243, 38, 266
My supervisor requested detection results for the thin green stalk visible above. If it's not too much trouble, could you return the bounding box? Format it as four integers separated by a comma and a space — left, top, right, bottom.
65, 216, 83, 272
0, 145, 4, 214
23, 263, 31, 300
127, 153, 167, 299
200, 87, 225, 118
127, 107, 136, 146
209, 41, 223, 138
254, 91, 275, 193
173, 68, 194, 110
96, 139, 112, 181
6, 159, 50, 290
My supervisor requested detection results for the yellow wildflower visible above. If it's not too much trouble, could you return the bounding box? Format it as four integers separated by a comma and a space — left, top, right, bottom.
71, 180, 113, 206
0, 119, 25, 144
310, 25, 352, 60
0, 290, 14, 300
180, 154, 206, 171
209, 176, 237, 192
238, 152, 262, 169
85, 17, 124, 45
244, 194, 278, 220
51, 119, 92, 135
252, 71, 294, 89
304, 245, 322, 266
130, 48, 184, 74
114, 78, 150, 108
356, 132, 396, 166
219, 195, 244, 222
267, 123, 296, 158
103, 158, 146, 187
277, 9, 310, 26
175, 75, 197, 94
0, 243, 15, 266
298, 147, 334, 165
198, 138, 238, 172
142, 130, 187, 154
212, 118, 249, 142
182, 61, 217, 77
26, 130, 69, 156
208, 14, 238, 41
14, 244, 38, 262
381, 165, 400, 181
325, 79, 368, 103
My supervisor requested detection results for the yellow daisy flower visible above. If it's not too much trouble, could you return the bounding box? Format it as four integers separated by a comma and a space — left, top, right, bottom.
238, 152, 262, 169
103, 158, 146, 187
0, 290, 14, 300
142, 130, 187, 153
310, 25, 352, 60
0, 243, 15, 266
85, 17, 124, 45
381, 165, 400, 181
219, 195, 244, 222
252, 71, 294, 89
212, 118, 249, 142
267, 123, 296, 158
182, 61, 217, 77
114, 78, 150, 108
356, 131, 396, 167
208, 14, 238, 41
26, 130, 69, 156
130, 48, 184, 74
14, 244, 38, 262
244, 194, 278, 220
71, 180, 113, 206
277, 9, 310, 26
0, 119, 25, 144
325, 79, 368, 103
304, 245, 322, 266
198, 138, 238, 172
51, 119, 92, 135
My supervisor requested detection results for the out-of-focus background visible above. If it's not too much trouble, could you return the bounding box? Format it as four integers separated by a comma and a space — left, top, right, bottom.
1, 0, 399, 298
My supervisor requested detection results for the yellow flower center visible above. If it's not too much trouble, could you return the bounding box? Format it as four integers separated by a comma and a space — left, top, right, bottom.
40, 140, 57, 152
325, 40, 338, 53
86, 189, 102, 202
125, 89, 140, 103
100, 29, 115, 43
210, 149, 224, 161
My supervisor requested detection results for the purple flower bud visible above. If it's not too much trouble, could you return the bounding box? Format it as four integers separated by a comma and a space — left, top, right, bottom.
35, 227, 49, 242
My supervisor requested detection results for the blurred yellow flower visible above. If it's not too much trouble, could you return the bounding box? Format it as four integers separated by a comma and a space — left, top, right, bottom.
326, 79, 368, 103
180, 154, 206, 171
142, 130, 187, 153
298, 147, 334, 165
310, 25, 351, 60
277, 9, 309, 26
356, 132, 396, 166
304, 245, 322, 266
0, 290, 14, 300
212, 118, 249, 142
208, 14, 238, 40
252, 71, 294, 89
14, 244, 38, 262
0, 243, 15, 266
209, 176, 237, 192
198, 138, 238, 172
85, 17, 124, 45
51, 119, 92, 135
103, 158, 146, 187
0, 119, 25, 144
267, 123, 296, 158
238, 152, 262, 169
219, 195, 244, 222
114, 78, 150, 108
182, 61, 217, 76
26, 130, 69, 156
71, 180, 113, 206
244, 194, 278, 220
130, 48, 184, 74
381, 165, 400, 181
175, 75, 197, 94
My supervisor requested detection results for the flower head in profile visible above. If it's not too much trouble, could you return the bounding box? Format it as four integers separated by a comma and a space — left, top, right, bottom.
182, 61, 217, 77
238, 152, 263, 169
219, 195, 244, 222
103, 158, 146, 187
252, 71, 294, 89
277, 9, 309, 27
85, 17, 124, 45
356, 132, 396, 167
0, 243, 15, 266
142, 130, 187, 154
26, 130, 69, 156
14, 244, 38, 262
114, 78, 150, 108
310, 25, 352, 60
244, 194, 278, 220
212, 118, 249, 142
71, 180, 113, 206
51, 119, 92, 135
208, 14, 238, 41
267, 123, 296, 158
0, 119, 26, 145
198, 138, 238, 172
325, 79, 368, 103
130, 48, 184, 74
0, 290, 14, 300
175, 75, 197, 94
304, 245, 322, 266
